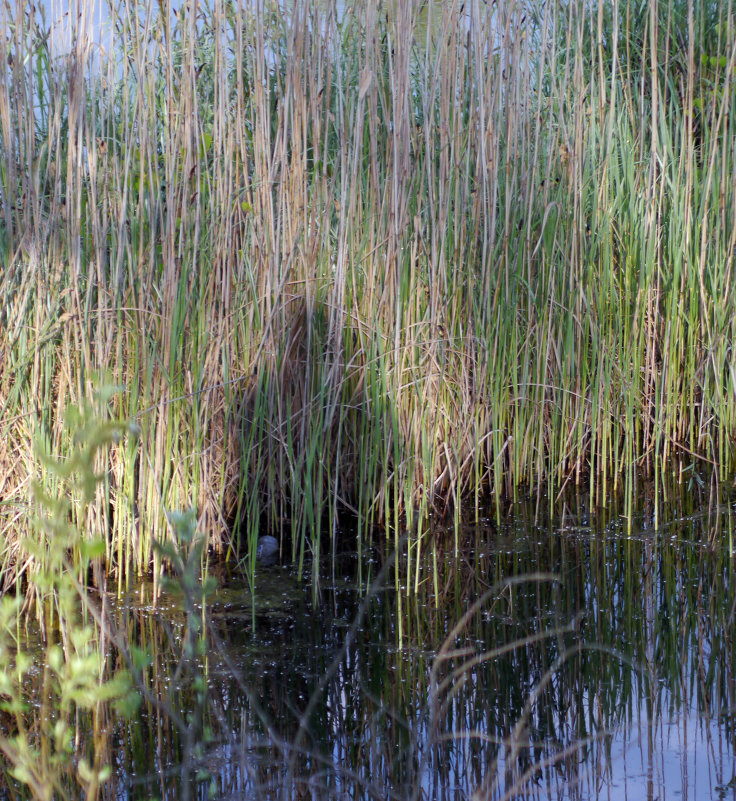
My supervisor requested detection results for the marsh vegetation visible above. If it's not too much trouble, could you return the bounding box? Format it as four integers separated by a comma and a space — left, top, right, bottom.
1, 0, 735, 581
1, 0, 736, 797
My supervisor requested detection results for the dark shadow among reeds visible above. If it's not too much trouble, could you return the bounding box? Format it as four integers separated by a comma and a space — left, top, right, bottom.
226, 292, 370, 571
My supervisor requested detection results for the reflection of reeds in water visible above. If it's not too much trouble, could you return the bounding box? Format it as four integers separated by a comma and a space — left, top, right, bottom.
1, 0, 735, 587
1, 447, 732, 799
23, 487, 726, 800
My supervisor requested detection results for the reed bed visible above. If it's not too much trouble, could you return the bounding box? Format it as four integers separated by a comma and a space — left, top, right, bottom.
0, 0, 734, 586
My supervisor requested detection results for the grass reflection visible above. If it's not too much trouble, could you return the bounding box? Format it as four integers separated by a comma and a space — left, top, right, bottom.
1, 482, 723, 799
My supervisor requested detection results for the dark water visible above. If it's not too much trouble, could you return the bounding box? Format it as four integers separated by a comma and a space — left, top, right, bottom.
5, 486, 736, 800
91, 483, 736, 801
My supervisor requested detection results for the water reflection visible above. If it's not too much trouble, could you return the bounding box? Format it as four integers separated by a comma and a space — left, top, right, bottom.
3, 484, 736, 800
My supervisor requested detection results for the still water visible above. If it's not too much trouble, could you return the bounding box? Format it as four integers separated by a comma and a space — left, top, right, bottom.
6, 486, 736, 800
87, 483, 736, 801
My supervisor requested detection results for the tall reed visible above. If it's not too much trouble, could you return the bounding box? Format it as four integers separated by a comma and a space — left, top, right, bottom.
0, 0, 734, 585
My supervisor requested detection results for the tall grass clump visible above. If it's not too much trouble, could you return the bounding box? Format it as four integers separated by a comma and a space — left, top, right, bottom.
0, 0, 735, 586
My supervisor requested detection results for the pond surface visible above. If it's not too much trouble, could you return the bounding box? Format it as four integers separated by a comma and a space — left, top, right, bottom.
91, 484, 736, 801
11, 487, 736, 800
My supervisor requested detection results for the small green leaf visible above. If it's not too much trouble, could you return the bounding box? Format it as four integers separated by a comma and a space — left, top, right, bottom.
131, 644, 153, 670
78, 758, 94, 783
47, 645, 63, 672
80, 538, 106, 559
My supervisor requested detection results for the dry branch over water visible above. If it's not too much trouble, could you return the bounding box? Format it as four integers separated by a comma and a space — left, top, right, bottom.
0, 0, 735, 580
